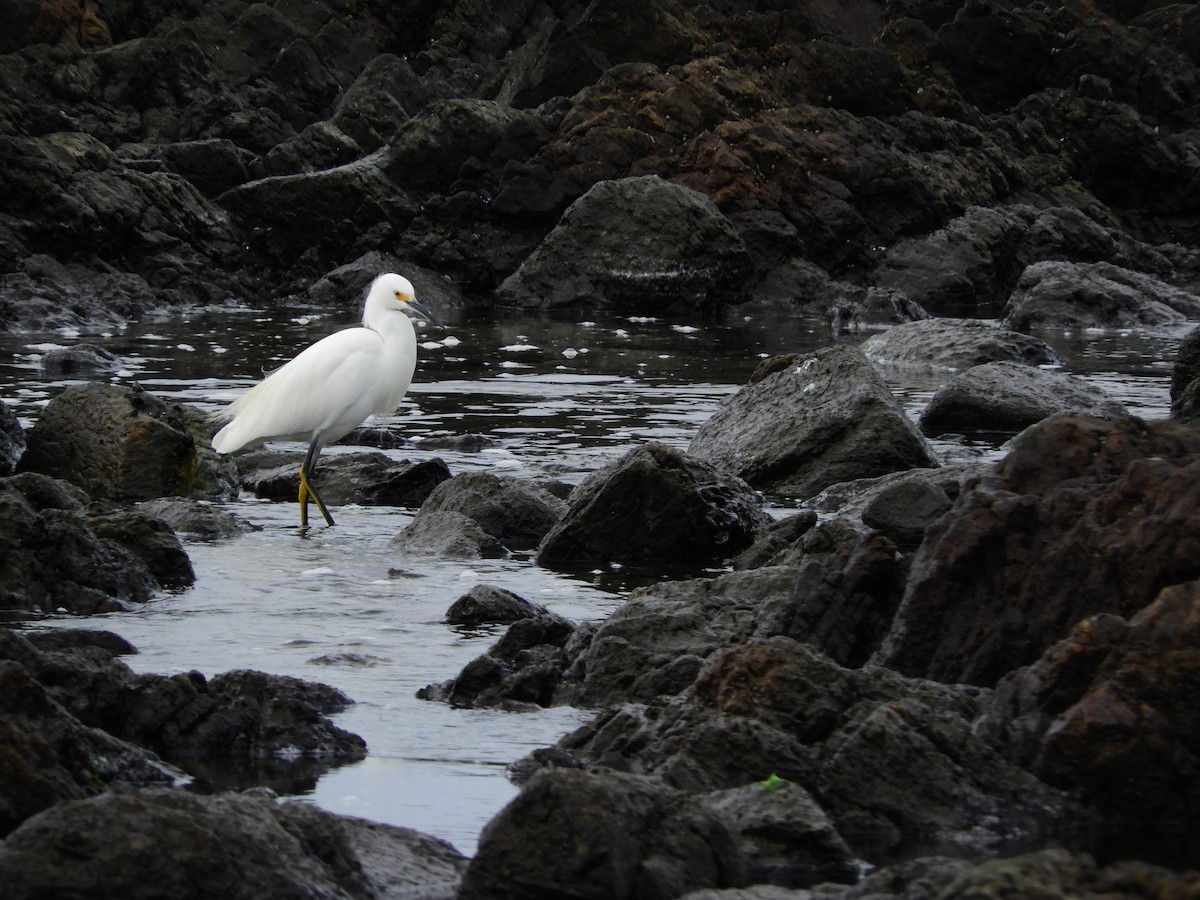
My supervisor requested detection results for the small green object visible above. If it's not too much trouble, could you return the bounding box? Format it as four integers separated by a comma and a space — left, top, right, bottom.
760, 773, 785, 792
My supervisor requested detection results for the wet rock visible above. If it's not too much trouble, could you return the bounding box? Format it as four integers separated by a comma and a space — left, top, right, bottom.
875, 415, 1200, 686
38, 342, 122, 375
544, 637, 1080, 865
1003, 261, 1200, 330
701, 781, 860, 889
860, 475, 954, 549
83, 508, 195, 589
219, 154, 416, 273
860, 318, 1062, 370
730, 511, 819, 570
22, 628, 136, 657
237, 450, 450, 510
919, 361, 1128, 437
497, 175, 753, 315
24, 636, 365, 766
688, 346, 938, 498
445, 584, 548, 627
382, 99, 551, 193
17, 382, 200, 502
400, 471, 567, 554
158, 138, 250, 197
0, 472, 160, 614
256, 120, 363, 177
460, 768, 745, 900
419, 612, 577, 710
537, 442, 770, 568
0, 636, 181, 838
0, 399, 23, 476
330, 53, 430, 154
1171, 325, 1200, 423
0, 787, 466, 900
390, 509, 506, 559
133, 498, 258, 542
981, 579, 1200, 867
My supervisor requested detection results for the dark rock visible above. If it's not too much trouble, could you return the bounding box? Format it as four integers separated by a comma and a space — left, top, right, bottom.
0, 473, 160, 614
701, 781, 860, 889
861, 476, 954, 549
419, 612, 577, 710
0, 787, 466, 900
0, 399, 23, 476
1003, 261, 1200, 330
158, 138, 250, 196
445, 584, 549, 627
84, 509, 195, 589
730, 510, 819, 570
981, 579, 1200, 867
1171, 325, 1200, 423
390, 509, 506, 559
919, 361, 1128, 437
237, 451, 450, 510
545, 636, 1082, 864
0, 643, 180, 838
382, 99, 551, 193
497, 175, 753, 315
537, 442, 770, 568
256, 120, 362, 178
688, 346, 938, 498
38, 342, 122, 375
459, 768, 745, 900
330, 53, 429, 153
401, 471, 567, 553
17, 382, 198, 502
875, 415, 1200, 686
23, 628, 137, 657
133, 499, 259, 542
860, 318, 1062, 370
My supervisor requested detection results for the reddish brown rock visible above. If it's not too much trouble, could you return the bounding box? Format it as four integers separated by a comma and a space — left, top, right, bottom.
875, 416, 1200, 686
983, 579, 1200, 866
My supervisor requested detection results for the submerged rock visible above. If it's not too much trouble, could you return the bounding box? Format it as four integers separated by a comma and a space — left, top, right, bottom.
237, 450, 450, 510
919, 360, 1128, 436
394, 471, 566, 559
860, 318, 1062, 370
445, 584, 548, 627
689, 346, 938, 498
537, 442, 770, 568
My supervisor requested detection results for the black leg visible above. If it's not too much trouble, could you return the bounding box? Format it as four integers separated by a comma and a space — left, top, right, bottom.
298, 438, 335, 527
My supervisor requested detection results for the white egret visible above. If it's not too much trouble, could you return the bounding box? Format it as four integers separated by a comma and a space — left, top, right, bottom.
211, 272, 440, 528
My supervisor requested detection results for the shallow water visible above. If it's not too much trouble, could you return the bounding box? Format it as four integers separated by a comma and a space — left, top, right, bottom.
0, 305, 1188, 854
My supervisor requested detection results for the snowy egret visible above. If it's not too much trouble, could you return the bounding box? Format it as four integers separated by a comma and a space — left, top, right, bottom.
211, 272, 440, 528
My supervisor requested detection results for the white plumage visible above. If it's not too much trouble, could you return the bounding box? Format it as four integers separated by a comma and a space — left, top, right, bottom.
211, 272, 439, 527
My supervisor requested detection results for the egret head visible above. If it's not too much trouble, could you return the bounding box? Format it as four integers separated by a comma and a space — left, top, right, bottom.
368, 273, 441, 325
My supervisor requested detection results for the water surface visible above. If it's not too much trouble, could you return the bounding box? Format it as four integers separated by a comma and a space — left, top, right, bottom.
0, 305, 1186, 854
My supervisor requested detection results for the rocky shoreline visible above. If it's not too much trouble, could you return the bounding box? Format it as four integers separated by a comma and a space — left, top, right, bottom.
3, 0, 1200, 896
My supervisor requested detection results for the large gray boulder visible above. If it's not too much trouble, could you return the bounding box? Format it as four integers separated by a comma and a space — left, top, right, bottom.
919, 361, 1128, 436
859, 318, 1062, 370
0, 787, 466, 900
1003, 261, 1200, 330
394, 472, 567, 558
17, 382, 235, 502
689, 346, 938, 498
537, 442, 771, 568
496, 175, 753, 315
